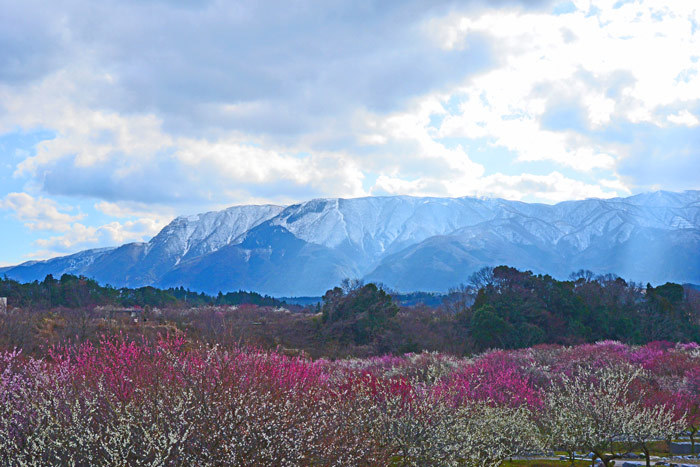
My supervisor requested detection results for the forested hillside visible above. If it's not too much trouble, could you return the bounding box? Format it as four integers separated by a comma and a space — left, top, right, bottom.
2, 266, 699, 358
453, 266, 700, 348
0, 274, 286, 309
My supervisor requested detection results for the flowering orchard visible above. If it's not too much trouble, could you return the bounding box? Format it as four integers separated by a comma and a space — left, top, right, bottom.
2, 338, 700, 466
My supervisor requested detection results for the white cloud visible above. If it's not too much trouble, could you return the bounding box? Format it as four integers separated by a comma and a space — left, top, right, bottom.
1, 0, 699, 265
3, 0, 695, 211
0, 193, 167, 260
422, 0, 700, 178
33, 223, 97, 252
371, 169, 620, 203
31, 217, 165, 258
1, 76, 366, 206
96, 218, 165, 245
478, 171, 621, 202
0, 192, 83, 231
667, 110, 700, 127
94, 201, 171, 219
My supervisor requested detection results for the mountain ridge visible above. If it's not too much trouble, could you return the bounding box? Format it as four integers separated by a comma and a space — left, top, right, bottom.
3, 190, 699, 295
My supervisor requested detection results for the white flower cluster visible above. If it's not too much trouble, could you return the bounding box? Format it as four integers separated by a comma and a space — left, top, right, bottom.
1, 343, 694, 466
546, 365, 685, 466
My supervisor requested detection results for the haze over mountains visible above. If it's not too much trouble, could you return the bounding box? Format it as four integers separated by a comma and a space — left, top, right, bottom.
2, 191, 699, 296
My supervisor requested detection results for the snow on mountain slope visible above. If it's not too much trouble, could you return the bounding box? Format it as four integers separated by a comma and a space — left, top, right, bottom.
2, 248, 117, 284
365, 218, 563, 292
367, 203, 700, 292
150, 204, 284, 262
270, 196, 507, 268
270, 192, 699, 264
2, 191, 698, 294
160, 223, 361, 296
106, 204, 284, 284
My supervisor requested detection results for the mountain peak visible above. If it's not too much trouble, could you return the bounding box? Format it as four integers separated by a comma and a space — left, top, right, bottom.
3, 191, 699, 295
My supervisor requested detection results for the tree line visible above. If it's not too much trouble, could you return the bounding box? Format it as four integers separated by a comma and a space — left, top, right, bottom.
451, 266, 700, 350
317, 266, 700, 355
0, 274, 287, 309
1, 266, 699, 358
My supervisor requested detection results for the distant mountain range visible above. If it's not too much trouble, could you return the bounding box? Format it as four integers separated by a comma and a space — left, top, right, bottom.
2, 191, 699, 296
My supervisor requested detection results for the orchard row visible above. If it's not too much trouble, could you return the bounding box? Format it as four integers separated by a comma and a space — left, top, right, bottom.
1, 337, 699, 466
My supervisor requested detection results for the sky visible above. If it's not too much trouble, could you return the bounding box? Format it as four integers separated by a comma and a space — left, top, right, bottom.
0, 0, 699, 266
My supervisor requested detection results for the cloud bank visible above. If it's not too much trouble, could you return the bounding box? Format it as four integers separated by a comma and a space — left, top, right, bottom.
0, 0, 698, 261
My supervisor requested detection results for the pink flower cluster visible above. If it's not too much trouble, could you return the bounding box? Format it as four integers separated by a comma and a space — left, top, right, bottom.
2, 337, 700, 465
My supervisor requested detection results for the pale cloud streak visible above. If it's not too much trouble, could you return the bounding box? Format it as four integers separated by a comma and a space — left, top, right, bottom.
0, 192, 166, 258
94, 201, 171, 220
30, 217, 165, 259
0, 192, 83, 231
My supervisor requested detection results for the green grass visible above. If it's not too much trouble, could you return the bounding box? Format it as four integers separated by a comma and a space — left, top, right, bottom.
501, 461, 591, 467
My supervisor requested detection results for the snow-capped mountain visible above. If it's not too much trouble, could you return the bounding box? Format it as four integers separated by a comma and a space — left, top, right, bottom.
2, 191, 699, 295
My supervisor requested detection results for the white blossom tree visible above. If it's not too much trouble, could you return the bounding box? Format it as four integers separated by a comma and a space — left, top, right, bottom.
546, 364, 684, 467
